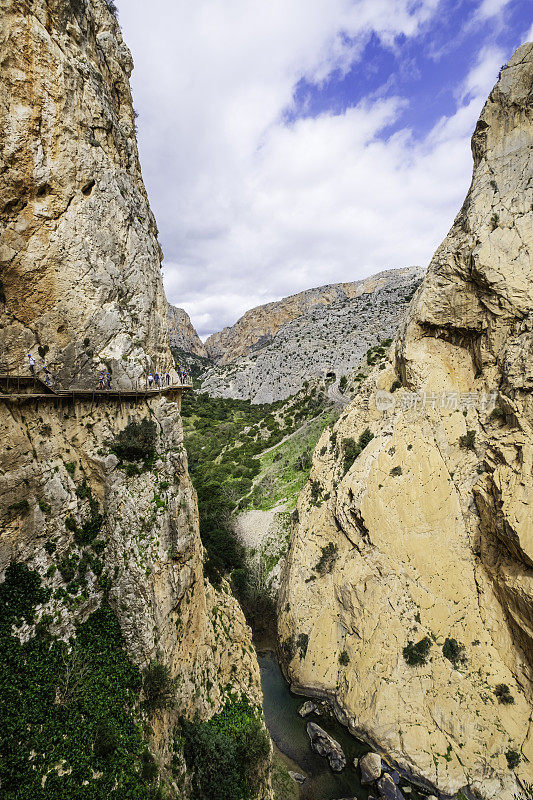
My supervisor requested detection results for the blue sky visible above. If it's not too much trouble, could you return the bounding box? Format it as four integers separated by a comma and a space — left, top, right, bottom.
116, 0, 532, 337
287, 0, 531, 135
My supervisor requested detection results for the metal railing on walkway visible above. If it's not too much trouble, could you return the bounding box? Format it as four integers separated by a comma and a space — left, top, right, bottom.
0, 374, 193, 404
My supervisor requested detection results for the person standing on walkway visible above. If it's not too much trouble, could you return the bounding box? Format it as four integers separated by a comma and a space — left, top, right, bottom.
106, 372, 112, 390
166, 372, 170, 386
154, 372, 160, 388
43, 366, 52, 387
28, 354, 36, 375
98, 373, 105, 390
148, 372, 153, 388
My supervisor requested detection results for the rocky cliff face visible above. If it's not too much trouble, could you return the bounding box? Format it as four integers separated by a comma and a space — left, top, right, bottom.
0, 394, 263, 790
0, 2, 267, 797
201, 267, 423, 403
168, 304, 208, 358
278, 43, 532, 800
0, 0, 173, 388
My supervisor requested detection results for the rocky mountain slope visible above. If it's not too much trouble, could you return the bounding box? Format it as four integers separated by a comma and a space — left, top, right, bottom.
0, 0, 172, 388
0, 2, 269, 798
278, 43, 533, 800
201, 266, 423, 403
168, 304, 208, 357
205, 269, 421, 365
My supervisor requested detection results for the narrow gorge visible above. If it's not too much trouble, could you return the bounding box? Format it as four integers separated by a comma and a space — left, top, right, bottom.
0, 4, 531, 800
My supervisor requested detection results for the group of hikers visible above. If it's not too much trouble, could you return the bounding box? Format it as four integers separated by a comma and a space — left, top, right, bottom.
147, 366, 190, 388
27, 352, 190, 391
28, 353, 53, 387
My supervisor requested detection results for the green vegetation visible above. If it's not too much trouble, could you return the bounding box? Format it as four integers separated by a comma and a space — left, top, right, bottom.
442, 637, 466, 666
181, 695, 270, 800
494, 683, 515, 705
459, 430, 476, 450
343, 428, 374, 474
111, 419, 157, 466
7, 498, 29, 514
339, 650, 350, 666
271, 754, 298, 800
505, 749, 520, 769
171, 347, 212, 382
143, 660, 174, 711
280, 636, 296, 663
315, 543, 338, 575
0, 562, 157, 799
104, 0, 119, 15
403, 636, 432, 666
181, 387, 335, 585
296, 632, 309, 658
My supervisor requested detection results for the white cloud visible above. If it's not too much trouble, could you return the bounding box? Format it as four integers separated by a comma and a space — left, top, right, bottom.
459, 45, 505, 102
116, 0, 501, 337
475, 0, 513, 21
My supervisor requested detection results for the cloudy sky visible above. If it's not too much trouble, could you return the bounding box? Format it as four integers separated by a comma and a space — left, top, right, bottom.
115, 0, 532, 338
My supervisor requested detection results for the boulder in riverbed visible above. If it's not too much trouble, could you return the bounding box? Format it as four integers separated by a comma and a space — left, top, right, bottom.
298, 701, 317, 717
360, 752, 382, 783
306, 722, 346, 772
377, 773, 406, 800
288, 771, 306, 784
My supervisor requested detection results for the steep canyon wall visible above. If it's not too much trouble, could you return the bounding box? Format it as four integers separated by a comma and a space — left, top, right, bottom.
279, 43, 533, 800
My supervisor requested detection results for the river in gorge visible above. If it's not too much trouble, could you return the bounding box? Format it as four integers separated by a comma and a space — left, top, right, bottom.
257, 650, 426, 800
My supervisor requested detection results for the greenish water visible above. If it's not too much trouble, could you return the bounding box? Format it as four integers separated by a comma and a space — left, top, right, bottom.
258, 650, 424, 800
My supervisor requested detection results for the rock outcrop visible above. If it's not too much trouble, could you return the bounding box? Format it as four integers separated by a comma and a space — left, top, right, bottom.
168, 304, 208, 357
306, 722, 347, 772
279, 43, 533, 800
0, 0, 173, 388
360, 753, 383, 784
201, 267, 423, 403
0, 1, 267, 797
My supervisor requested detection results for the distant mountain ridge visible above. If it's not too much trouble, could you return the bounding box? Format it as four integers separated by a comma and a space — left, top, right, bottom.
204, 268, 422, 365
199, 266, 424, 403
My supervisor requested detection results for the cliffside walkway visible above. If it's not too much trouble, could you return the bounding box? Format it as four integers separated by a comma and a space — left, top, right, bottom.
0, 375, 193, 404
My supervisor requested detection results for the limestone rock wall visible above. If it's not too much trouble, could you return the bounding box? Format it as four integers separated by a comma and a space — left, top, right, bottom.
0, 394, 262, 790
201, 267, 423, 403
278, 43, 533, 800
0, 0, 173, 387
168, 304, 208, 358
0, 1, 268, 795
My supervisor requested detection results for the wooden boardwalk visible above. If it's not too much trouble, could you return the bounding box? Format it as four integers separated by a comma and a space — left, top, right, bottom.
0, 375, 193, 404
